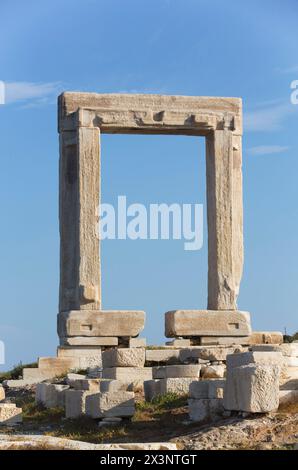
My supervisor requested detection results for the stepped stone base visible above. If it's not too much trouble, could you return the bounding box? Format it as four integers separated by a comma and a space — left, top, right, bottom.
8, 348, 103, 386
165, 310, 251, 338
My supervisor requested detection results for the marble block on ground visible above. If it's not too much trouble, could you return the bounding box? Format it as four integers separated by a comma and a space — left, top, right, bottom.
65, 390, 95, 419
223, 364, 280, 413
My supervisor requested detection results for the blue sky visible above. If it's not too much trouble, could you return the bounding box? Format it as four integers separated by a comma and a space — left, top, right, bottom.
0, 0, 297, 370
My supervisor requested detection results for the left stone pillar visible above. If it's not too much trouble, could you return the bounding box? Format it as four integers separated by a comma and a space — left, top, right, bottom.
59, 126, 101, 313
57, 115, 145, 345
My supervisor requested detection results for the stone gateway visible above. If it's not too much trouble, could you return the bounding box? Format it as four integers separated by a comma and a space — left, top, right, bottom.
57, 93, 250, 345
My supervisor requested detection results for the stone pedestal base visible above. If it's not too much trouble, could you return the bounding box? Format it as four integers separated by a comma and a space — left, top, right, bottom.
58, 310, 145, 344
165, 310, 251, 338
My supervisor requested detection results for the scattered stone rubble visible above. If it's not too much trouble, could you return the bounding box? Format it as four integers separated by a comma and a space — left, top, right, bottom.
34, 345, 152, 424
1, 337, 297, 431
35, 375, 137, 424
187, 342, 298, 423
144, 345, 240, 401
15, 338, 290, 426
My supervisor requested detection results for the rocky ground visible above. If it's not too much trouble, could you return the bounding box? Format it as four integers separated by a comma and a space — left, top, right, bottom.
180, 404, 298, 450
0, 385, 297, 450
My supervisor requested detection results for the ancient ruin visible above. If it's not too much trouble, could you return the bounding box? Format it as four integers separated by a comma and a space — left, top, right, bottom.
57, 92, 250, 346
2, 93, 296, 450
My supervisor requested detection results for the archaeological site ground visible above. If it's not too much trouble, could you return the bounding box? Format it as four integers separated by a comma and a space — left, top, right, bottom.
1, 0, 297, 462
0, 92, 297, 455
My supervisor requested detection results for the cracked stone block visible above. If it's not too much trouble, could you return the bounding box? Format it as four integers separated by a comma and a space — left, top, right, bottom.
224, 364, 280, 413
57, 347, 102, 369
102, 348, 145, 368
249, 332, 283, 345
226, 351, 285, 369
189, 379, 225, 399
153, 365, 201, 379
198, 347, 241, 362
188, 398, 223, 422
65, 390, 95, 418
160, 377, 198, 396
36, 383, 69, 408
86, 391, 135, 418
72, 379, 101, 392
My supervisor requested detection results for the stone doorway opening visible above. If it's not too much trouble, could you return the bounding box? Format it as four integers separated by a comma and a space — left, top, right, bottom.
100, 133, 208, 344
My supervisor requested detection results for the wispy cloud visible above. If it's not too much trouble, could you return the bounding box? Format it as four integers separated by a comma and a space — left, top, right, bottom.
276, 65, 298, 75
244, 101, 296, 132
247, 145, 289, 156
4, 81, 63, 106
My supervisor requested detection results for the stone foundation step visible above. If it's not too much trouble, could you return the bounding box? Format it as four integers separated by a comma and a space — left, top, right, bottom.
165, 310, 251, 338
58, 310, 145, 338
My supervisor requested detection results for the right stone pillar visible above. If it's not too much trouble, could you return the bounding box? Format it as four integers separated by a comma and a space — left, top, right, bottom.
206, 129, 243, 311
165, 126, 251, 341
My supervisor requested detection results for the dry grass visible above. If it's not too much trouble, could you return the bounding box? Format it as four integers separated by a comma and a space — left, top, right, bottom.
9, 391, 190, 445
